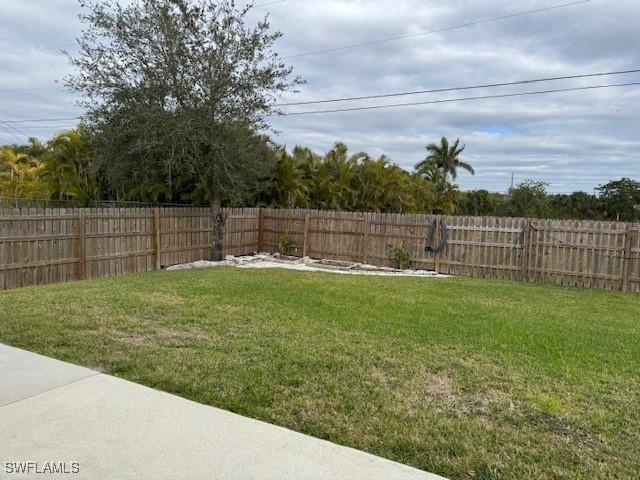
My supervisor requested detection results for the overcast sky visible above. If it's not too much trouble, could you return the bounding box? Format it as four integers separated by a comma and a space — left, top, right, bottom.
1, 0, 638, 192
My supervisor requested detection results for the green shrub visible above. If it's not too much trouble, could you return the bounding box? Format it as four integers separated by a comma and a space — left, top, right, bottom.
278, 234, 298, 256
389, 245, 413, 269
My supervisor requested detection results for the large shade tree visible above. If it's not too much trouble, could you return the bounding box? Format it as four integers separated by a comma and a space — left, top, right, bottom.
502, 180, 550, 218
66, 0, 303, 259
597, 178, 640, 221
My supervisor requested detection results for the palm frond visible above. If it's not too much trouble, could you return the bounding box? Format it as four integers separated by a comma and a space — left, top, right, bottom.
458, 161, 475, 175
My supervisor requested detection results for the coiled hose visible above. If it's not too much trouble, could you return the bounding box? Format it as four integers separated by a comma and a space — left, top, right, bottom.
425, 218, 448, 253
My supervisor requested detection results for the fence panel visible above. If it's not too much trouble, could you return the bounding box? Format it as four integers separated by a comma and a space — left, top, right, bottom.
628, 228, 640, 293
1, 206, 638, 292
224, 207, 260, 257
527, 219, 630, 291
0, 207, 259, 290
262, 209, 306, 256
256, 208, 638, 292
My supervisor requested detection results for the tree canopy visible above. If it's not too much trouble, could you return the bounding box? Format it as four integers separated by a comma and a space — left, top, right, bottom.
3, 130, 638, 223
597, 178, 640, 221
66, 0, 303, 258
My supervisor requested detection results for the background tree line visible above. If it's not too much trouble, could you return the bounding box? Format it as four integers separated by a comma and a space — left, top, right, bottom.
2, 130, 639, 222
4, 0, 638, 263
5, 0, 639, 261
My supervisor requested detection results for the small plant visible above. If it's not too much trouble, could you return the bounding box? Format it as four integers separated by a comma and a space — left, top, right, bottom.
530, 392, 565, 416
388, 244, 413, 270
278, 234, 298, 256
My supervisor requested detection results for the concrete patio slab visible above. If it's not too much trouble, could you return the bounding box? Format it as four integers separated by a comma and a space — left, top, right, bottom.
0, 345, 446, 480
0, 344, 97, 407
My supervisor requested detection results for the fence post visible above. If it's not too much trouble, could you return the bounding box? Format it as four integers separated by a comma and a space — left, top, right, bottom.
77, 209, 86, 280
257, 208, 265, 252
362, 214, 370, 264
521, 219, 532, 282
153, 207, 161, 270
434, 216, 441, 274
621, 227, 635, 292
302, 213, 310, 258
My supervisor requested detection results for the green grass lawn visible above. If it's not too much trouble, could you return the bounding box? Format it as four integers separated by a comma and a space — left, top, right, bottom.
1, 269, 639, 479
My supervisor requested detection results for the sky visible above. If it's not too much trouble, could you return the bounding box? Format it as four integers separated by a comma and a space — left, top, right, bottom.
0, 0, 639, 193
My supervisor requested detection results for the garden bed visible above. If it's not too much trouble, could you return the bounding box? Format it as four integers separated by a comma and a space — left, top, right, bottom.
166, 254, 444, 277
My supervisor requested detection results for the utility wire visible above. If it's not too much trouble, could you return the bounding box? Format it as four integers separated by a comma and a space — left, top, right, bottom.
5, 80, 640, 123
0, 120, 30, 139
7, 68, 638, 99
275, 82, 640, 116
277, 69, 640, 106
0, 85, 65, 94
0, 123, 22, 141
284, 0, 591, 59
0, 0, 588, 61
0, 124, 79, 129
253, 0, 287, 7
0, 197, 209, 208
0, 42, 76, 58
1, 117, 82, 124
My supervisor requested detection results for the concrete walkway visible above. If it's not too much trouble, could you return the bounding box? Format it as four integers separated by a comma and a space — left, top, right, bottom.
0, 344, 446, 480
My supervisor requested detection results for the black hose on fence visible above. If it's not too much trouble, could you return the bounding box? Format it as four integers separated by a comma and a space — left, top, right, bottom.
425, 218, 448, 253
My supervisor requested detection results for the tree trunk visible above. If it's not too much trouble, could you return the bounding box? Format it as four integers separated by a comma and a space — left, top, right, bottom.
210, 198, 225, 261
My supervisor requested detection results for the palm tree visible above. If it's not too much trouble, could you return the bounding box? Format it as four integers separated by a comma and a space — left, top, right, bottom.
416, 137, 474, 180
355, 155, 408, 212
323, 143, 358, 210
273, 147, 307, 208
0, 147, 49, 199
405, 172, 436, 213
415, 163, 459, 214
45, 127, 99, 203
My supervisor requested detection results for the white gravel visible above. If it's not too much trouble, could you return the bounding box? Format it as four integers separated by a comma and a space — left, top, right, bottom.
166, 254, 449, 278
165, 254, 270, 270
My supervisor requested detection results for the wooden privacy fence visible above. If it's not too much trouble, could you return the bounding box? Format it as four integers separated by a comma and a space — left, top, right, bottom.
1, 206, 639, 293
0, 207, 259, 290
258, 209, 640, 293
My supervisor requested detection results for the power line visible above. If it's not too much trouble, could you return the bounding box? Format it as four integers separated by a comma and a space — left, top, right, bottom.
0, 124, 79, 129
275, 82, 640, 116
0, 42, 76, 58
277, 69, 640, 106
1, 117, 82, 124
253, 0, 287, 7
0, 85, 65, 94
0, 123, 23, 142
284, 0, 591, 59
5, 81, 639, 124
0, 0, 588, 62
0, 120, 30, 138
7, 68, 639, 100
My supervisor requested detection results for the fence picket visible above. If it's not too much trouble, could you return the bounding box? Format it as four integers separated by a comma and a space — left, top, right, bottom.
0, 206, 638, 293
